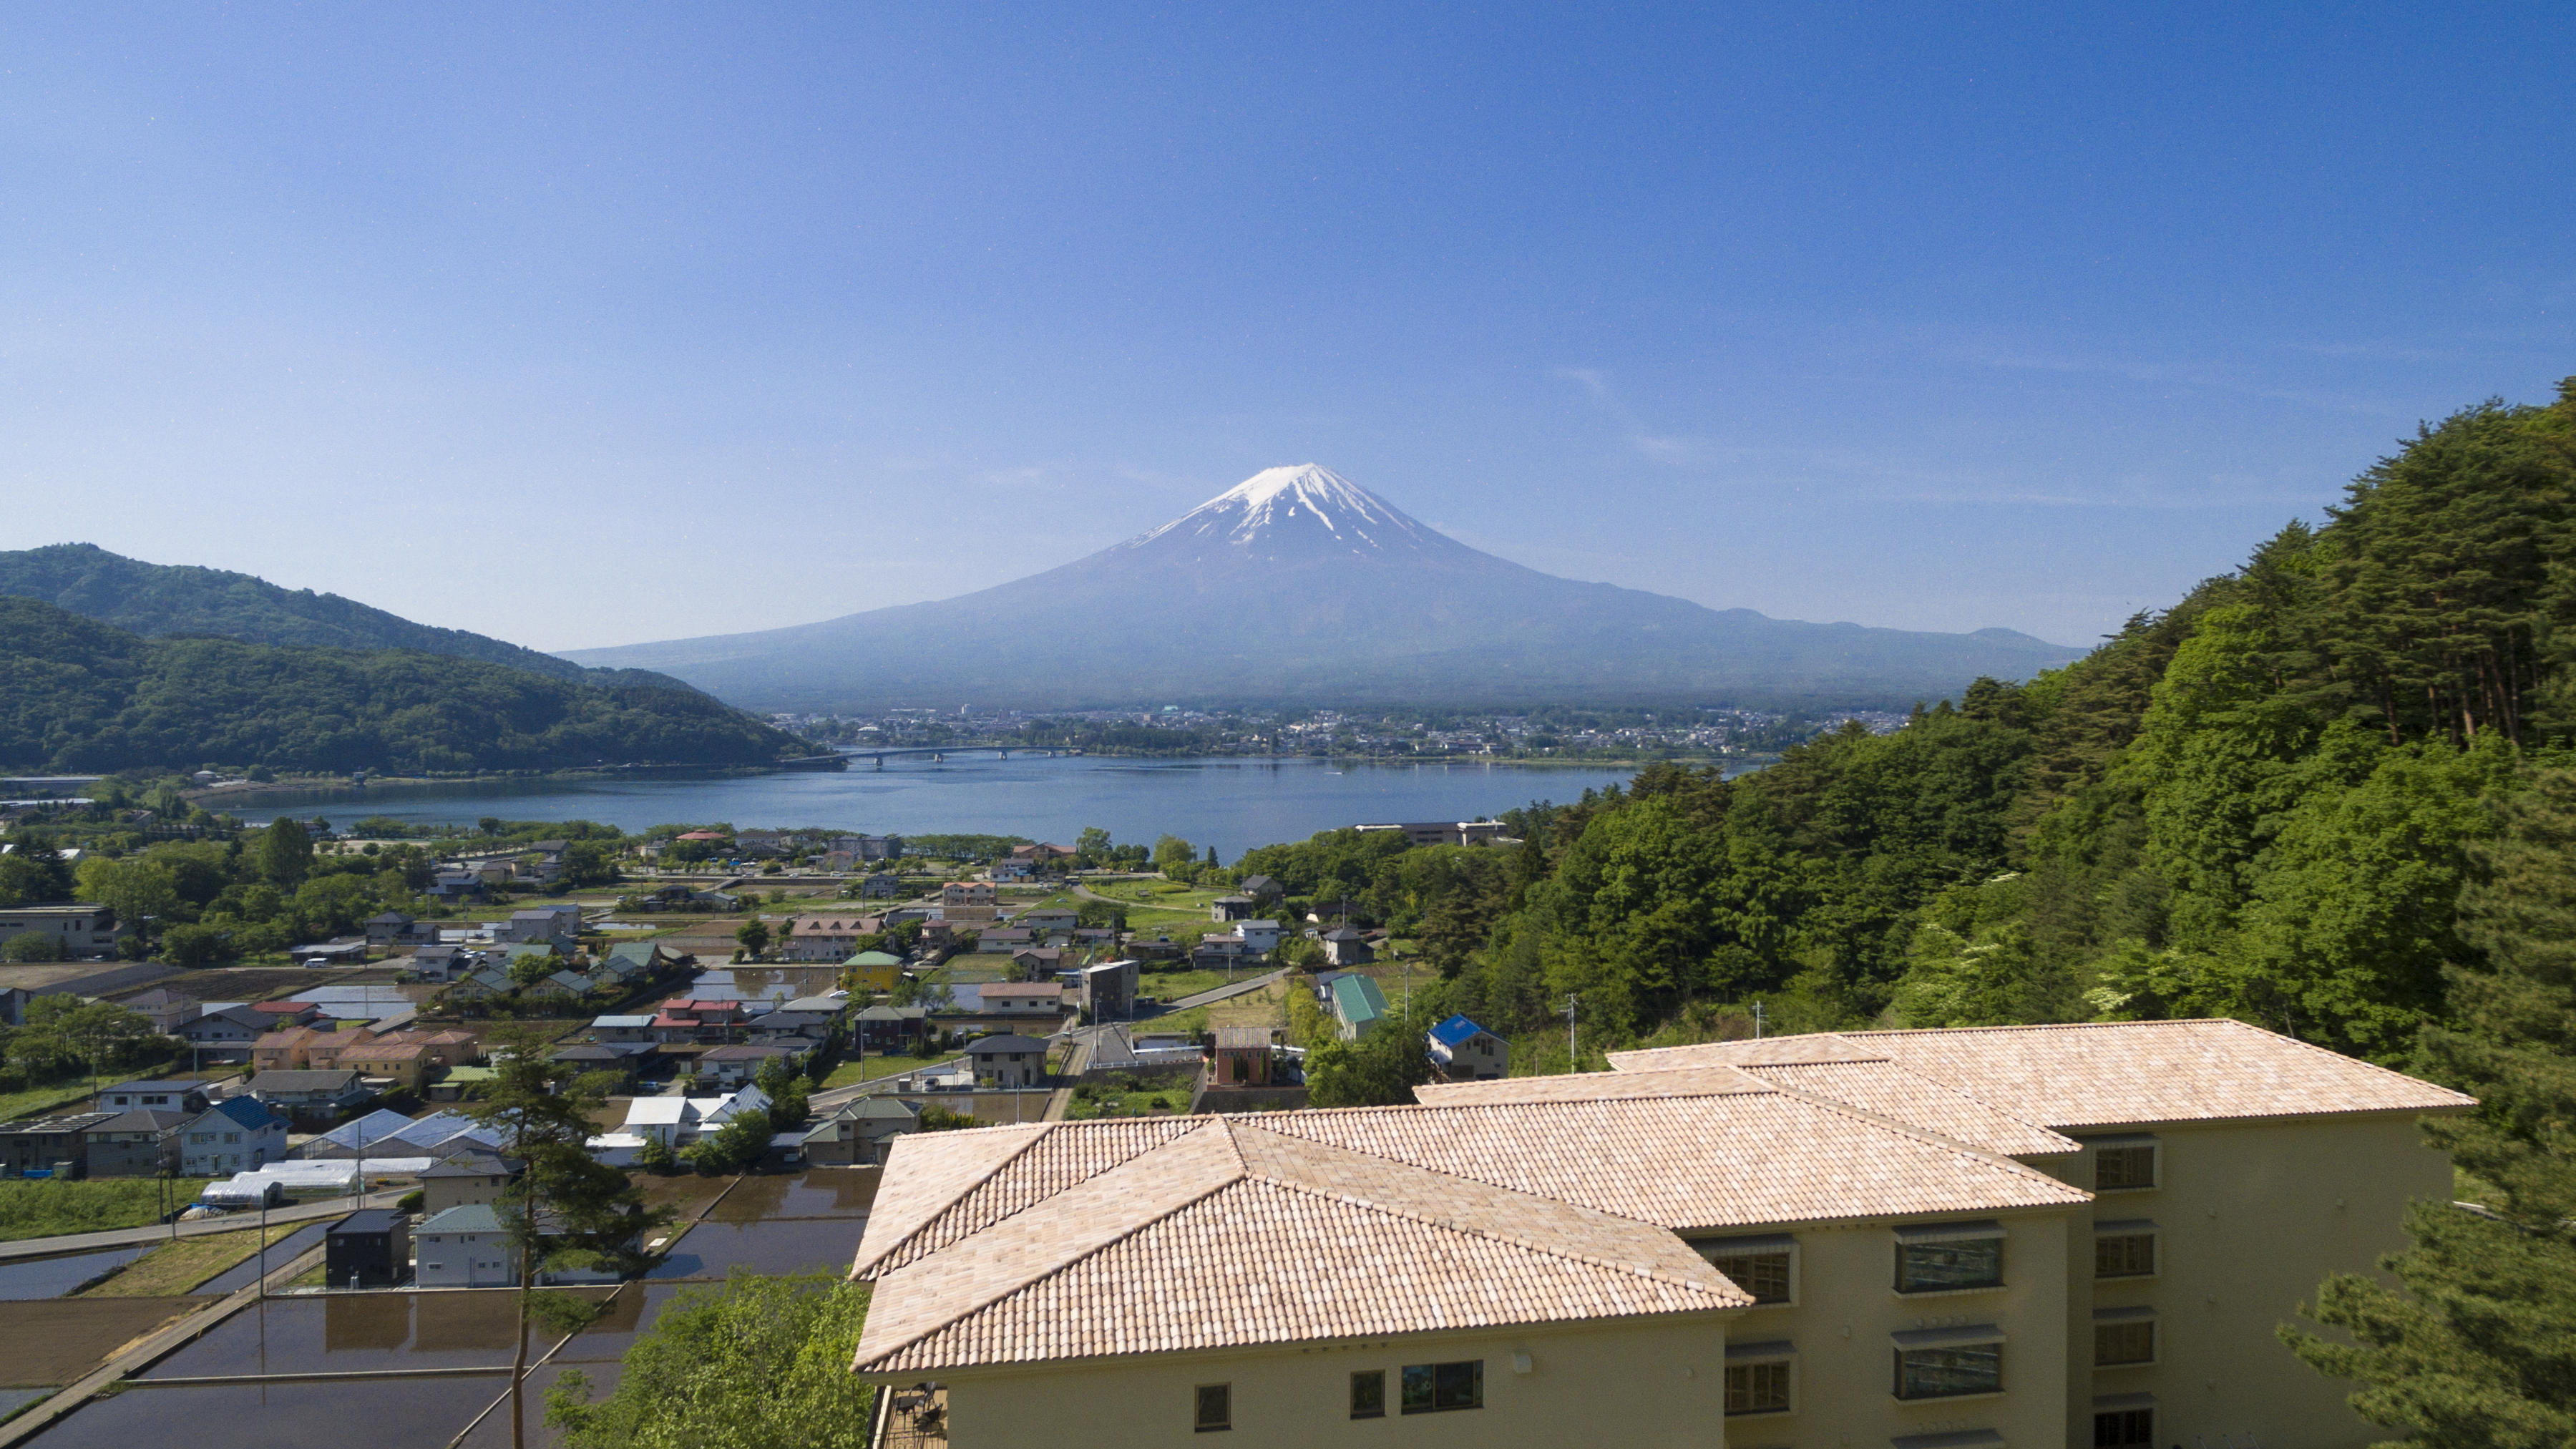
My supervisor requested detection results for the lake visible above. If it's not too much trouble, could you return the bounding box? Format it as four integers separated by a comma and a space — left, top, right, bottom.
234, 756, 1672, 859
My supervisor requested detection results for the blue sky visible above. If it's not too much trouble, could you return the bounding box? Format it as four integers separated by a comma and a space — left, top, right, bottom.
4, 4, 2570, 653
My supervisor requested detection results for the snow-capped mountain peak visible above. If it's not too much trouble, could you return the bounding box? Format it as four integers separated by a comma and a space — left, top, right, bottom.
1133, 464, 1451, 560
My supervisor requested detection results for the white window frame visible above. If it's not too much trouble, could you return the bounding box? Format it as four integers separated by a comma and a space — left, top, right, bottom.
1722, 1340, 1796, 1416
2084, 1133, 2161, 1192
1692, 1233, 1800, 1307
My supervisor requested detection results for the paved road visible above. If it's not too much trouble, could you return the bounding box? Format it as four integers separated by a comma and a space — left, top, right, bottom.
1165, 969, 1289, 1011
0, 1189, 409, 1262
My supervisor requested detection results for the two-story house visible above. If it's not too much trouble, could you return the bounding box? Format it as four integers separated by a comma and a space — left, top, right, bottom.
178, 1097, 288, 1176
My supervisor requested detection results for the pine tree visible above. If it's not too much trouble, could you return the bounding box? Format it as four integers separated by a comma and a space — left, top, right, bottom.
2278, 769, 2576, 1443
464, 1023, 671, 1449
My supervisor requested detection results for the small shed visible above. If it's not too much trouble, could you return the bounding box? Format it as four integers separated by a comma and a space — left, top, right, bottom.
326, 1209, 411, 1289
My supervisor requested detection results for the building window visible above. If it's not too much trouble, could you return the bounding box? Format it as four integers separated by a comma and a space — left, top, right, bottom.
1194, 1384, 1229, 1433
2092, 1139, 2158, 1191
2094, 1316, 2156, 1366
1697, 1235, 1796, 1304
1896, 1225, 2004, 1293
1400, 1360, 1483, 1414
2094, 1407, 2154, 1445
2095, 1226, 2156, 1278
1893, 1339, 2003, 1399
1724, 1361, 1792, 1415
1350, 1370, 1385, 1419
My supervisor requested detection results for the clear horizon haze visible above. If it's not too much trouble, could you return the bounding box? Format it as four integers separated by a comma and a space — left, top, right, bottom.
4, 5, 2570, 655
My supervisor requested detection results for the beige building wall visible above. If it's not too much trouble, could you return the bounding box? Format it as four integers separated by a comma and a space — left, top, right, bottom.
2037, 1112, 2449, 1449
922, 1316, 1735, 1449
1689, 1208, 2074, 1448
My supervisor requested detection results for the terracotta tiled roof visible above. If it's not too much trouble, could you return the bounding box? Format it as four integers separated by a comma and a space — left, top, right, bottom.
854, 1118, 1201, 1277
851, 1119, 1747, 1375
1260, 1096, 2087, 1231
1611, 1020, 2477, 1131
1415, 1065, 1773, 1106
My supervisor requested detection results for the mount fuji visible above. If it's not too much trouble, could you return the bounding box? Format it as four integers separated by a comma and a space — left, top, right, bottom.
560, 465, 2084, 711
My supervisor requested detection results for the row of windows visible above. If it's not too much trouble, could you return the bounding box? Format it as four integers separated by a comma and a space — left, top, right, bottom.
1699, 1219, 2162, 1309
1192, 1332, 2156, 1431
1194, 1360, 1484, 1432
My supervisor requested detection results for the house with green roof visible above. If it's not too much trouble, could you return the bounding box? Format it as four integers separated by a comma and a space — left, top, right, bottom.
1329, 973, 1388, 1041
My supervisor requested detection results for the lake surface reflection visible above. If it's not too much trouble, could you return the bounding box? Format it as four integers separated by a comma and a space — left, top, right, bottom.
236, 756, 1657, 859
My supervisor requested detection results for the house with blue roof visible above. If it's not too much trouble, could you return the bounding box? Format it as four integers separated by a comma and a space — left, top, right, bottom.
177, 1096, 287, 1176
1327, 973, 1387, 1041
1425, 1013, 1509, 1080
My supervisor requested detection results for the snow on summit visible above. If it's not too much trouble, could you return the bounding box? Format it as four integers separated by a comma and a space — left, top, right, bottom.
1140, 464, 1446, 558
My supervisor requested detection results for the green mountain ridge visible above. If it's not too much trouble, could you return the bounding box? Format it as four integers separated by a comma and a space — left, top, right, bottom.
0, 542, 683, 690
0, 597, 811, 774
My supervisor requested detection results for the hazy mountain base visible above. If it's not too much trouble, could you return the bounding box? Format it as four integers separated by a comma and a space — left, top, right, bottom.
0, 597, 813, 774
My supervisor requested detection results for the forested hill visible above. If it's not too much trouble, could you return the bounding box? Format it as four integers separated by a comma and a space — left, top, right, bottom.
0, 543, 612, 686
0, 597, 814, 774
1261, 381, 2576, 1433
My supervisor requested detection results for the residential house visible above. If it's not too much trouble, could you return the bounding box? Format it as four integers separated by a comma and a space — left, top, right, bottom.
1209, 894, 1254, 922
84, 1109, 190, 1177
1007, 947, 1067, 982
1191, 935, 1251, 972
178, 1098, 288, 1176
603, 940, 688, 980
1321, 925, 1374, 967
1329, 973, 1388, 1040
787, 914, 880, 962
248, 1000, 325, 1028
587, 1015, 655, 1043
0, 903, 117, 960
861, 872, 902, 899
1238, 874, 1284, 902
973, 983, 1064, 1018
614, 1085, 771, 1151
325, 1209, 411, 1289
843, 951, 903, 992
424, 1065, 497, 1102
1210, 1027, 1285, 1087
425, 872, 489, 904
339, 1041, 431, 1091
254, 1025, 379, 1073
288, 938, 369, 967
965, 1034, 1049, 1088
497, 904, 581, 945
701, 1042, 806, 1088
1426, 1014, 1509, 1080
854, 1005, 930, 1053
975, 928, 1033, 954
404, 945, 483, 983
942, 882, 997, 909
1008, 842, 1074, 862
819, 850, 859, 873
779, 992, 852, 1022
799, 1097, 920, 1166
987, 859, 1035, 882
746, 1010, 831, 1042
849, 1019, 2470, 1449
0, 1112, 117, 1176
651, 998, 746, 1044
549, 1042, 652, 1088
1078, 960, 1138, 1023
121, 990, 202, 1035
376, 1028, 481, 1071
1018, 908, 1078, 935
248, 1069, 374, 1117
414, 1205, 517, 1288
418, 1153, 518, 1214
177, 1005, 289, 1062
525, 969, 598, 1002
1235, 920, 1282, 955
364, 912, 416, 947
96, 1080, 214, 1113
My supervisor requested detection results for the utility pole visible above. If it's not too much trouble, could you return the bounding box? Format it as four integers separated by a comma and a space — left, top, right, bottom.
1752, 1000, 1765, 1040
1564, 993, 1579, 1073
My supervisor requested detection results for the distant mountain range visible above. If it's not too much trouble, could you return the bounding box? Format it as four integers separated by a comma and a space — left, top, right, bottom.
561, 465, 2088, 711
0, 546, 814, 774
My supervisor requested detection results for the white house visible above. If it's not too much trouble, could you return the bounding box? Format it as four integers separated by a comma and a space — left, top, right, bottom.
1426, 1013, 1511, 1080
415, 1204, 515, 1287
1236, 919, 1282, 954
177, 1098, 288, 1176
